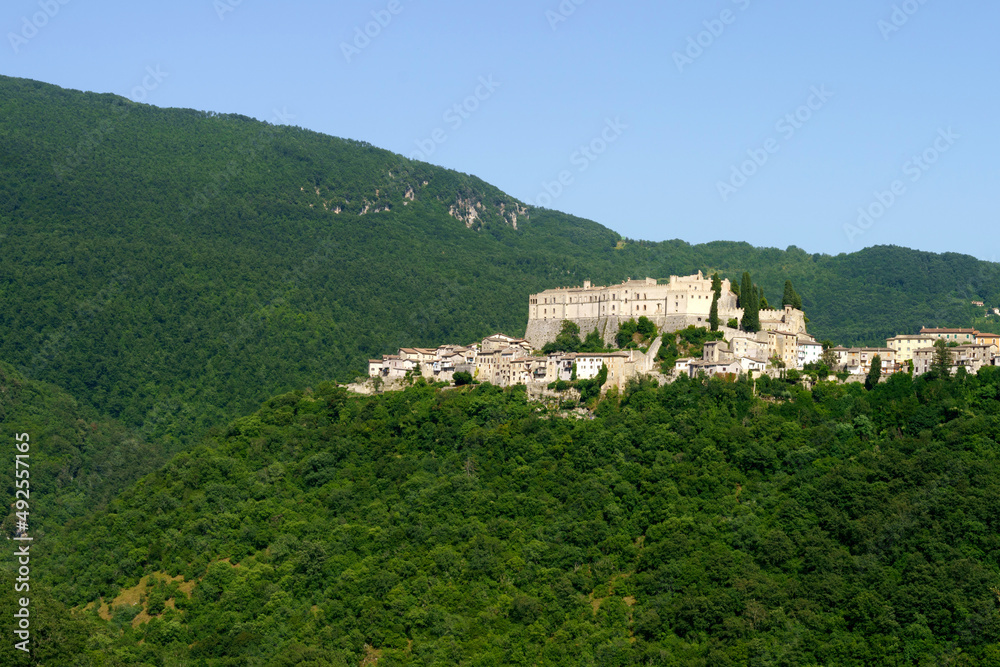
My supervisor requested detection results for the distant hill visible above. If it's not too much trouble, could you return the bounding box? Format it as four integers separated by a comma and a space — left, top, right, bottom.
0, 361, 163, 531
2, 75, 998, 441
33, 373, 1000, 664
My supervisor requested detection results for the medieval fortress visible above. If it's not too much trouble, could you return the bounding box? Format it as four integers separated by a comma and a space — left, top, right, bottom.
524, 272, 805, 348
366, 271, 999, 391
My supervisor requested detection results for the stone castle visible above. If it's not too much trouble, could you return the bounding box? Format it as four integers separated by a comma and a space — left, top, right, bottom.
524, 272, 806, 348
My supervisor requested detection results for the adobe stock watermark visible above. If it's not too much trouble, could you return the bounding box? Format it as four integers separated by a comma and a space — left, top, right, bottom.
12, 433, 33, 655
546, 0, 587, 31
533, 117, 627, 208
179, 107, 295, 222
878, 0, 931, 40
341, 0, 404, 63
24, 272, 135, 379
8, 0, 72, 54
674, 0, 752, 73
214, 0, 244, 21
717, 85, 834, 202
409, 76, 501, 161
222, 236, 339, 351
53, 65, 169, 180
844, 127, 959, 243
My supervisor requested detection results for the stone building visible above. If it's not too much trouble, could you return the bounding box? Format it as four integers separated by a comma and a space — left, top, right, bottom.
767, 331, 799, 368
524, 272, 743, 347
759, 305, 808, 337
919, 327, 978, 343
887, 335, 936, 363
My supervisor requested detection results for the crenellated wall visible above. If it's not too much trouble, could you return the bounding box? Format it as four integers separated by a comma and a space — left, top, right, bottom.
524, 273, 748, 348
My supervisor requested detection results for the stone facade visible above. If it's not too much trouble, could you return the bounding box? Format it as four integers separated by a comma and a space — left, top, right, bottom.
524, 272, 743, 348
919, 327, 978, 343
759, 306, 808, 336
834, 347, 897, 375
916, 343, 998, 376
887, 335, 936, 363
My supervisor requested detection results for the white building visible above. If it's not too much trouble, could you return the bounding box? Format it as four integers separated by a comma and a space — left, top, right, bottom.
797, 339, 823, 369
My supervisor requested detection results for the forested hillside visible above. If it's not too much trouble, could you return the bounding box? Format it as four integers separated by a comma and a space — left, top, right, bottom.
1, 75, 998, 447
0, 362, 164, 529
11, 371, 1000, 665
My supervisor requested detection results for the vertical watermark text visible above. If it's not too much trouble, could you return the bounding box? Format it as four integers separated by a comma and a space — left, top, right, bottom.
12, 433, 33, 655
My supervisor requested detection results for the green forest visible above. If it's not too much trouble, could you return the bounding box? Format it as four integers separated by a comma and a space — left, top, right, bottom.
2, 75, 1000, 453
4, 368, 1000, 665
3, 74, 1000, 666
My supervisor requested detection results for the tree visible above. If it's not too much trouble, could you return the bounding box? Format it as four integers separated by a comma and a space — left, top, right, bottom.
580, 328, 605, 352
543, 320, 582, 354
758, 286, 769, 310
865, 355, 882, 390
711, 272, 722, 297
636, 316, 656, 338
930, 339, 952, 377
740, 272, 760, 332
821, 348, 838, 369
618, 318, 656, 348
453, 371, 473, 386
709, 292, 719, 331
782, 280, 803, 309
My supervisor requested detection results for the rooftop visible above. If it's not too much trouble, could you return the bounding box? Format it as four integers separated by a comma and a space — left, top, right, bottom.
920, 327, 978, 334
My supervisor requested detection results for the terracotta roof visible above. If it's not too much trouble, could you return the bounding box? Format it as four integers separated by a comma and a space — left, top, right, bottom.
920, 327, 978, 334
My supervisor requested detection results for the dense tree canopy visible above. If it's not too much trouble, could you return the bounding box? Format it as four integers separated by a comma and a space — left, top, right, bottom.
4, 367, 997, 665
1, 75, 998, 455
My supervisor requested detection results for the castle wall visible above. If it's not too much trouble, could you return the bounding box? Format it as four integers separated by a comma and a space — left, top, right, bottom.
524, 313, 745, 349
525, 273, 746, 348
524, 316, 623, 349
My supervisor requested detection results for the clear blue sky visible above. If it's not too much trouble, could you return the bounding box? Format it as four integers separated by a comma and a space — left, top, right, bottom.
3, 0, 997, 260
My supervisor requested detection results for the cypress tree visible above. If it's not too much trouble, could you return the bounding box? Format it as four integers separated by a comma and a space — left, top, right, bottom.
783, 280, 803, 309
709, 292, 720, 331
865, 354, 882, 390
740, 272, 752, 310
931, 339, 952, 377
782, 280, 796, 307
740, 272, 760, 332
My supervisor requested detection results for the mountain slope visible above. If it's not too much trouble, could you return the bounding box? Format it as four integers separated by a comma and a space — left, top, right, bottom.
2, 75, 998, 444
0, 361, 164, 531
33, 375, 1000, 665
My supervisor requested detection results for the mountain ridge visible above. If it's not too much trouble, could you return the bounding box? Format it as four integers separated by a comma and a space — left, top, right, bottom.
2, 73, 998, 443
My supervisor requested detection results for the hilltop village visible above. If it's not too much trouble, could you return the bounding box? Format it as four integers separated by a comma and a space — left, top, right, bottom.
366, 272, 1000, 391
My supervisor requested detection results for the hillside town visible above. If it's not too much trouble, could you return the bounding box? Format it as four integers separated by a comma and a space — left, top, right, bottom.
366, 273, 1000, 390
